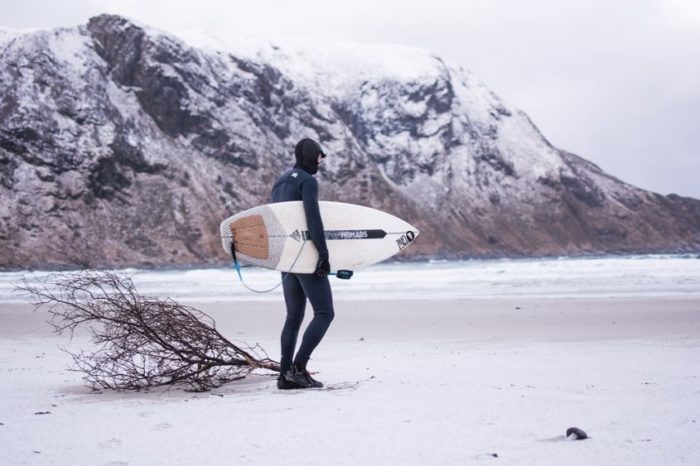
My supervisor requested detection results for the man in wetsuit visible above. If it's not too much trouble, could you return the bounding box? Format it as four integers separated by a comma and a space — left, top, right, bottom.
271, 138, 334, 389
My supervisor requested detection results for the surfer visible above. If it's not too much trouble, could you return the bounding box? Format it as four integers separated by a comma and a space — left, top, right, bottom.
271, 138, 333, 389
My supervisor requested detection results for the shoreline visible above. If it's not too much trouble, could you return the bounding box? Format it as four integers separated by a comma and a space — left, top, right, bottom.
4, 295, 699, 342
2, 251, 698, 274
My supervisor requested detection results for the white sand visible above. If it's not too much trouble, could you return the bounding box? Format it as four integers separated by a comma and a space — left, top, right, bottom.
1, 297, 699, 465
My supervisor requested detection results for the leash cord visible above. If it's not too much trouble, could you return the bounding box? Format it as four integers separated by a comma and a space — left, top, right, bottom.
230, 241, 307, 293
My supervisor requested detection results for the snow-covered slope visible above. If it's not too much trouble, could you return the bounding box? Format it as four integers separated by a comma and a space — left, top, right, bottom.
1, 14, 698, 268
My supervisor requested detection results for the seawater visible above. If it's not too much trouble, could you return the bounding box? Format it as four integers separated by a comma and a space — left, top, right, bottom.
1, 254, 699, 303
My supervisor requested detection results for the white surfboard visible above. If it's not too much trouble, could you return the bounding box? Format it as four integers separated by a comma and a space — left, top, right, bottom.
220, 201, 419, 273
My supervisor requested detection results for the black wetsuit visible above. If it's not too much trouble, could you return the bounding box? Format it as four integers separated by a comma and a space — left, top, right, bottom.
271, 167, 334, 373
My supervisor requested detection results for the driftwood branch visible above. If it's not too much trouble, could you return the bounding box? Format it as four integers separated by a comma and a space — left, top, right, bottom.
18, 271, 279, 392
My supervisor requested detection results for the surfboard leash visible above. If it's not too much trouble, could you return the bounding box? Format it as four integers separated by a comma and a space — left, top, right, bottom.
229, 240, 307, 294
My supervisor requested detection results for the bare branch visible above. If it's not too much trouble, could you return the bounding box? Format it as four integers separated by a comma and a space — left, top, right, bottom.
17, 271, 280, 391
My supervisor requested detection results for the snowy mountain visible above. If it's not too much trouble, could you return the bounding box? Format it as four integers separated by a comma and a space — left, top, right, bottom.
1, 14, 699, 268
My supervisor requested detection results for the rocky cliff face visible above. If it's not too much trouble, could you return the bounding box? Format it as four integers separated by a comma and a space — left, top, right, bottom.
1, 14, 699, 269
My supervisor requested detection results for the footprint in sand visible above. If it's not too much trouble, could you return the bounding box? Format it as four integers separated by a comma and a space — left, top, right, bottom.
98, 438, 123, 449
152, 422, 173, 431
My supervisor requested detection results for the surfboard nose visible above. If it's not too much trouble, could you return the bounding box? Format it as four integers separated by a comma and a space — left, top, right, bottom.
396, 229, 419, 252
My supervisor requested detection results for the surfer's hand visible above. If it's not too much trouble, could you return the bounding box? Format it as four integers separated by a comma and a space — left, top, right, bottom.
315, 258, 331, 278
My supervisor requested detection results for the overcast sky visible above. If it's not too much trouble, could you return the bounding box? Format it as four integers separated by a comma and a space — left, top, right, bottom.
3, 0, 699, 198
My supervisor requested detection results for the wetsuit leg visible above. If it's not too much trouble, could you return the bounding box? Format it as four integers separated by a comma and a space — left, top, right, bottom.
293, 273, 334, 368
280, 273, 306, 373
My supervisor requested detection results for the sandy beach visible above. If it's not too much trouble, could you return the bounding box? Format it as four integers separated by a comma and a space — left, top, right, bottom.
1, 293, 699, 465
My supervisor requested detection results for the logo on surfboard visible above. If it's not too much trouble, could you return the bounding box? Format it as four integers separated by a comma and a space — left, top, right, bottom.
396, 231, 416, 250
290, 229, 387, 242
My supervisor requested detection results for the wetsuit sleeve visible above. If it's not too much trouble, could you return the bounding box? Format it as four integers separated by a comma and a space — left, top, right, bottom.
300, 178, 329, 261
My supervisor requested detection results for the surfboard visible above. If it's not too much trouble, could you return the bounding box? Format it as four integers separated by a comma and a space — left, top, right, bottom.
220, 201, 419, 273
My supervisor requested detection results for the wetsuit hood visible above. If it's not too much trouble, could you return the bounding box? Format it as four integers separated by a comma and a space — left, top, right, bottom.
294, 138, 326, 175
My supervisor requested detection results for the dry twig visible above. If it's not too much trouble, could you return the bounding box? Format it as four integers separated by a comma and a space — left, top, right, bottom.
18, 271, 279, 391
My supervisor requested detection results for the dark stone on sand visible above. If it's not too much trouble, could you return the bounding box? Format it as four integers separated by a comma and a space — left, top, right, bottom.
566, 427, 588, 440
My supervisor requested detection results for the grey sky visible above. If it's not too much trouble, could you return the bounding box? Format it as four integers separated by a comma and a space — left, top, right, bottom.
3, 0, 699, 198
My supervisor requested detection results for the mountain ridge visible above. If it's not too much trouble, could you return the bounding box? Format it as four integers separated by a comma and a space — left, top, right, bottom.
1, 14, 698, 269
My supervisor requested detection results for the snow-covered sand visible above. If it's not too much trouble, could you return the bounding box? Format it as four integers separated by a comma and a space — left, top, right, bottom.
1, 257, 699, 465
